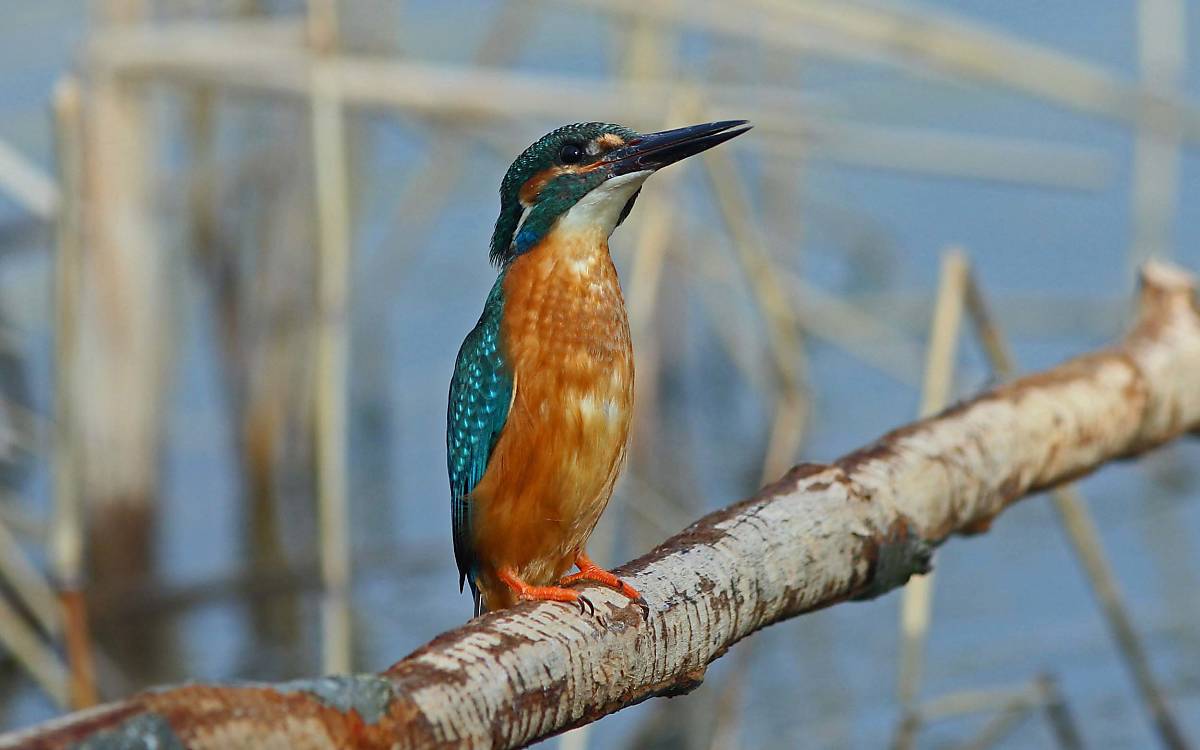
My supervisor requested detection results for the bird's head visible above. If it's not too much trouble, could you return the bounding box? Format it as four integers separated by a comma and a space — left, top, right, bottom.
489, 119, 751, 266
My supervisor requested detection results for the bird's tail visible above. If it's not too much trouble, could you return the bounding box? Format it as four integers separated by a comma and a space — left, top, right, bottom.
470, 579, 485, 617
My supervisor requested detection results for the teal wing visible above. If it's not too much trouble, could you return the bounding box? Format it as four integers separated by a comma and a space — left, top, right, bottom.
446, 277, 512, 614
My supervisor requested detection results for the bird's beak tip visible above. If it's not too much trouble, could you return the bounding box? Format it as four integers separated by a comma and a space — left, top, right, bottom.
607, 119, 752, 175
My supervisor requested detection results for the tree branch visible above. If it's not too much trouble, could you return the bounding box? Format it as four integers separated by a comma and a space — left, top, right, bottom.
6, 262, 1199, 750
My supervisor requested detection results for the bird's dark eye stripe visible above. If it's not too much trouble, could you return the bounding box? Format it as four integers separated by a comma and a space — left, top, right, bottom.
559, 143, 584, 164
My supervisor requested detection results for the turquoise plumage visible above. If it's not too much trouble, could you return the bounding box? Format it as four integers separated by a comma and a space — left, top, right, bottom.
446, 274, 514, 615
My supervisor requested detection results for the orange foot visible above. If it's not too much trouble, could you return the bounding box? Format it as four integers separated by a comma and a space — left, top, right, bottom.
498, 568, 595, 615
561, 552, 649, 617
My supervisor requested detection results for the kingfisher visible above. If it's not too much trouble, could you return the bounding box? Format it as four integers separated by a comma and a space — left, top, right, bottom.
447, 119, 751, 615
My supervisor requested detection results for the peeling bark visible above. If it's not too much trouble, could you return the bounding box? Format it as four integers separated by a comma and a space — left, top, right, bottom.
6, 262, 1200, 750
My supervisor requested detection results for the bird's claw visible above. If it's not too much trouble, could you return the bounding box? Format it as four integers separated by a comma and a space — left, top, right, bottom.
632, 595, 650, 621
575, 594, 595, 617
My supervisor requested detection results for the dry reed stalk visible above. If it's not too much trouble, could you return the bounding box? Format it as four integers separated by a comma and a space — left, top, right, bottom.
51, 74, 97, 709
700, 147, 811, 482
563, 0, 1200, 138
896, 677, 1080, 748
622, 89, 704, 535
748, 0, 1200, 139
86, 21, 814, 130
1036, 675, 1084, 750
756, 124, 1113, 191
1129, 0, 1185, 275
893, 250, 970, 750
689, 249, 775, 397
58, 590, 97, 709
309, 0, 355, 676
0, 518, 58, 637
847, 291, 1125, 339
1050, 488, 1189, 749
954, 690, 1037, 750
0, 137, 58, 219
79, 3, 175, 684
562, 0, 918, 70
0, 500, 46, 541
928, 675, 1081, 750
0, 595, 69, 708
85, 20, 1145, 194
961, 269, 1190, 749
371, 0, 531, 284
781, 270, 924, 385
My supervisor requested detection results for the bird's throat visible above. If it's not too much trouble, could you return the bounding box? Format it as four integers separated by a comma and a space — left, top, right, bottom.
554, 170, 651, 239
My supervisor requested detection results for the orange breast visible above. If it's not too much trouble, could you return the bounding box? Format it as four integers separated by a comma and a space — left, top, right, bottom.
470, 226, 634, 610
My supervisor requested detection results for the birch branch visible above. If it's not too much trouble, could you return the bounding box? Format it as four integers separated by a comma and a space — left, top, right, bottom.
6, 261, 1199, 749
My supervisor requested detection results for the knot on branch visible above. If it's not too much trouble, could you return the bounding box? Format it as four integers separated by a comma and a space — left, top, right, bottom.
655, 666, 708, 699
853, 518, 934, 601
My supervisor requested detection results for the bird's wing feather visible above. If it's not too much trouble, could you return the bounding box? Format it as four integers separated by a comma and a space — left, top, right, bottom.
446, 277, 512, 611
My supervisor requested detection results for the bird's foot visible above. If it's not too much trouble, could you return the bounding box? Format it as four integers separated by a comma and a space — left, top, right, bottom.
562, 554, 649, 619
498, 569, 595, 615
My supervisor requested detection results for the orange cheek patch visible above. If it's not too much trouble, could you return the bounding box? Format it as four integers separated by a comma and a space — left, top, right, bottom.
519, 166, 566, 206
518, 155, 615, 205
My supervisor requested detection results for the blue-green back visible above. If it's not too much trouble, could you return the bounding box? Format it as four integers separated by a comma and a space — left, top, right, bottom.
446, 274, 513, 613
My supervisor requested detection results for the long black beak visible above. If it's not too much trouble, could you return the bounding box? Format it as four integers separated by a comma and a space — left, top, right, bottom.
606, 120, 752, 175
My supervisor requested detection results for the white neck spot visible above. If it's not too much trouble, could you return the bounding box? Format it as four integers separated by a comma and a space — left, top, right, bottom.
556, 170, 652, 237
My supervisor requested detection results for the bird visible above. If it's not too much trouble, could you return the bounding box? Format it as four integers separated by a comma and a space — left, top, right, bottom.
447, 119, 751, 616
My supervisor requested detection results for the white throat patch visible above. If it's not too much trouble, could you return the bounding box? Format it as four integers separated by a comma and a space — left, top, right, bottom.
556, 170, 653, 237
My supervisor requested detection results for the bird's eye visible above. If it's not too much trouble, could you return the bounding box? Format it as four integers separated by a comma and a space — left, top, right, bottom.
559, 143, 584, 164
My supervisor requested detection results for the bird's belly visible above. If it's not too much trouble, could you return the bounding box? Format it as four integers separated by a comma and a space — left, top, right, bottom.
470, 229, 634, 608
471, 361, 633, 587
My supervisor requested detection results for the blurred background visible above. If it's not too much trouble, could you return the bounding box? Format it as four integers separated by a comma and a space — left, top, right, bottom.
0, 1, 1198, 748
